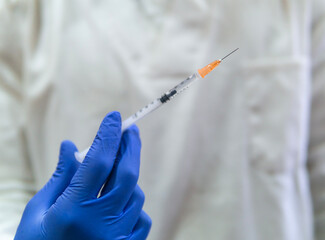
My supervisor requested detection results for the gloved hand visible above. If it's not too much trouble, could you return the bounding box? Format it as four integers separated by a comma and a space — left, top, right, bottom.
14, 112, 151, 240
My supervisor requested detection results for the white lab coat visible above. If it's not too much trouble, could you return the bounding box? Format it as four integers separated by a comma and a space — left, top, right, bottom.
0, 0, 325, 239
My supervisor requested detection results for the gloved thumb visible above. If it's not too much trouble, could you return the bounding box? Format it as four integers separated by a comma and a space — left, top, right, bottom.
32, 140, 80, 211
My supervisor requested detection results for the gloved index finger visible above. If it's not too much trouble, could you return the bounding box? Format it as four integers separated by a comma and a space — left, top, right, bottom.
98, 125, 141, 213
65, 111, 122, 201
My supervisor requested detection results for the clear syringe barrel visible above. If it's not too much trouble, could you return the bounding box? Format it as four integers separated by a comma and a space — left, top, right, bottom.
75, 72, 202, 162
123, 72, 201, 130
121, 99, 163, 132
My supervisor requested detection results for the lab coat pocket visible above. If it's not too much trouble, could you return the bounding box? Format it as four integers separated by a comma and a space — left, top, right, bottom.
242, 57, 310, 175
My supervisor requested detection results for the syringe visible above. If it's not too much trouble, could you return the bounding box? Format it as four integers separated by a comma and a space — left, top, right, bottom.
75, 48, 239, 162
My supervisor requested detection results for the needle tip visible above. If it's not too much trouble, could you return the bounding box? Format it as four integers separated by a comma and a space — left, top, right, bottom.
221, 48, 239, 61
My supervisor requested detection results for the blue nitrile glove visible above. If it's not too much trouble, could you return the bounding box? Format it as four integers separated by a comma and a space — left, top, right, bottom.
14, 112, 151, 240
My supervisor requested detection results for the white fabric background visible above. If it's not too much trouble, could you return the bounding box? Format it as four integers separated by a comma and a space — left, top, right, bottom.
0, 0, 325, 239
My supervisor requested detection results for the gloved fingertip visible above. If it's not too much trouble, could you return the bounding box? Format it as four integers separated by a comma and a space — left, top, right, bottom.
56, 140, 80, 177
127, 124, 139, 134
122, 125, 140, 140
103, 111, 121, 125
59, 140, 80, 167
142, 211, 152, 228
123, 125, 141, 148
96, 112, 122, 140
60, 140, 78, 156
86, 111, 123, 162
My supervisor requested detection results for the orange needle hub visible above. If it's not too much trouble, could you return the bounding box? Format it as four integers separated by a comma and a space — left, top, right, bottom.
198, 59, 221, 78
197, 48, 239, 78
